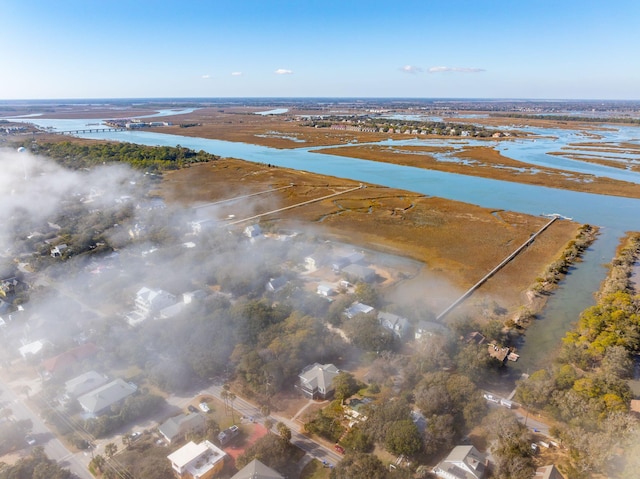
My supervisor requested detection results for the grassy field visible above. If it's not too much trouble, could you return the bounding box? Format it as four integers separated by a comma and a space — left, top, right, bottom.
159, 158, 579, 316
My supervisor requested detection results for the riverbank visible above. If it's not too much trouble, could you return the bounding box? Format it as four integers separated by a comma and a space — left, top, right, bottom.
312, 144, 640, 199
158, 158, 579, 317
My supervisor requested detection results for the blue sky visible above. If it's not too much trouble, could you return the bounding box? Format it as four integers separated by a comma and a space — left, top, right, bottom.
1, 0, 639, 100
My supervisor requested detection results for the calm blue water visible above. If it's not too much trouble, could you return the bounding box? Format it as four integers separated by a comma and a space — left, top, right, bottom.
254, 108, 289, 115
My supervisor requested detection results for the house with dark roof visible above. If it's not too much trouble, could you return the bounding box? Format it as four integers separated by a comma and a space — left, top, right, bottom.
265, 276, 288, 293
231, 459, 284, 479
341, 264, 376, 283
298, 363, 340, 399
158, 412, 206, 444
77, 378, 137, 416
433, 445, 487, 479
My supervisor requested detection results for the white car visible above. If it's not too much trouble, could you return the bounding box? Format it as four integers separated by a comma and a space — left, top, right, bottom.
199, 402, 210, 413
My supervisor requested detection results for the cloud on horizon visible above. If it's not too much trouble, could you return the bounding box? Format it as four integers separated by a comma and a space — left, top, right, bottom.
400, 65, 423, 74
274, 68, 293, 75
231, 71, 242, 76
428, 66, 485, 73
201, 74, 211, 79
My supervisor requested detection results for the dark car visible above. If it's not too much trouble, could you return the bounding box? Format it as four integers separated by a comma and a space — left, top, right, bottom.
188, 405, 198, 413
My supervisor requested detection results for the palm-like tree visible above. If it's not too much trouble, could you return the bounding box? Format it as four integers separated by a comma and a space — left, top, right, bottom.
90, 454, 106, 473
104, 442, 117, 459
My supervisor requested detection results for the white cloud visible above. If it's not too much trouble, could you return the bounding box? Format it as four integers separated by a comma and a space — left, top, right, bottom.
231, 71, 242, 76
428, 66, 485, 73
274, 68, 293, 75
400, 65, 422, 74
201, 74, 211, 79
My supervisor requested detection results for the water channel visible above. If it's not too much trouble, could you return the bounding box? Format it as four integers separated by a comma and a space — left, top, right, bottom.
8, 115, 640, 372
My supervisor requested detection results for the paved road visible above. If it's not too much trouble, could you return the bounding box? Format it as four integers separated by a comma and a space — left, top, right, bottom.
201, 383, 343, 466
0, 378, 93, 479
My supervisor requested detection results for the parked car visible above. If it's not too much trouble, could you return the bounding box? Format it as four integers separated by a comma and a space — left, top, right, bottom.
199, 402, 210, 413
25, 435, 36, 446
188, 405, 198, 413
334, 444, 345, 454
130, 431, 142, 441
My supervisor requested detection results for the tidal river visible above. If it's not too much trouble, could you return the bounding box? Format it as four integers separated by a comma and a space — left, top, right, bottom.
10, 117, 640, 371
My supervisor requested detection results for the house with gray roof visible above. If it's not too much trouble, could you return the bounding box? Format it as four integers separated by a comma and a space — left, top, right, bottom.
344, 302, 374, 319
341, 264, 376, 283
378, 311, 412, 339
77, 378, 137, 416
433, 445, 487, 479
158, 412, 206, 444
298, 363, 340, 399
64, 371, 109, 399
231, 459, 284, 479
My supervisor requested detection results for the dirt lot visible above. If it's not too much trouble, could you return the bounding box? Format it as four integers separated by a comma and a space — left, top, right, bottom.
159, 158, 579, 315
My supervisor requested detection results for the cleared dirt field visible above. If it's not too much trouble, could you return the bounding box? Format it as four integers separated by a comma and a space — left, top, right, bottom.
159, 159, 579, 314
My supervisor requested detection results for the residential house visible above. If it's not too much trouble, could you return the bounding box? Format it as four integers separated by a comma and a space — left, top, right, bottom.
414, 320, 448, 340
0, 277, 24, 298
344, 302, 374, 319
341, 264, 376, 283
167, 440, 226, 479
534, 465, 564, 479
231, 459, 284, 479
433, 445, 488, 479
158, 412, 206, 444
488, 344, 519, 363
378, 311, 411, 339
316, 283, 335, 297
331, 251, 365, 272
304, 255, 322, 272
64, 370, 109, 399
243, 224, 262, 238
77, 378, 137, 416
466, 332, 486, 345
266, 276, 288, 293
18, 339, 48, 359
41, 342, 99, 376
298, 363, 340, 399
50, 244, 68, 258
135, 287, 177, 317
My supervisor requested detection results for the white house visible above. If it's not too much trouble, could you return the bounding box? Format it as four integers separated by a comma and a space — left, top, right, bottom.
433, 445, 487, 479
316, 283, 335, 297
167, 440, 227, 479
64, 371, 109, 399
50, 244, 68, 258
135, 287, 177, 317
244, 224, 262, 238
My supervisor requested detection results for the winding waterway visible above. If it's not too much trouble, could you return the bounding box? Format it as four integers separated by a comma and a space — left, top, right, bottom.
8, 115, 640, 371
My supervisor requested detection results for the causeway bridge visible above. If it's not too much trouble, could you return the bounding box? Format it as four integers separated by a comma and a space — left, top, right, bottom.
54, 127, 128, 135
